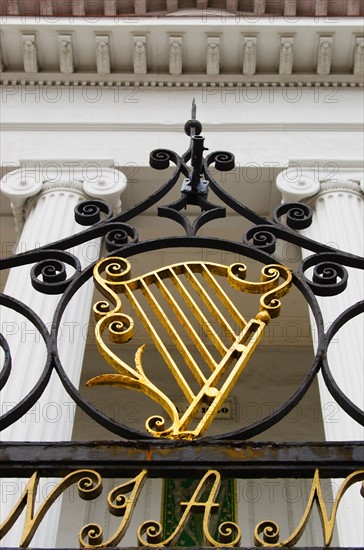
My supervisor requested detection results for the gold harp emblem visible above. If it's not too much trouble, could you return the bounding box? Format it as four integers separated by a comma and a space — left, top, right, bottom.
87, 258, 292, 440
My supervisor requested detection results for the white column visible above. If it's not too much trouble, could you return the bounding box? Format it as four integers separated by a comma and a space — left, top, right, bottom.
0, 160, 126, 547
276, 162, 364, 547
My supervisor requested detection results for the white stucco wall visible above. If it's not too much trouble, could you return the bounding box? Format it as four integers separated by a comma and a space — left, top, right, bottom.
1, 87, 363, 170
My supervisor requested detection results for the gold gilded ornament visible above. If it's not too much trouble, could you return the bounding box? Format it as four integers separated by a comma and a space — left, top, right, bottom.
1, 468, 363, 547
138, 470, 241, 547
254, 469, 364, 547
87, 258, 292, 439
0, 469, 147, 548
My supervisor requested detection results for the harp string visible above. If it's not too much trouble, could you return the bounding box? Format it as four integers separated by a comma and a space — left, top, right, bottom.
121, 262, 250, 404
123, 285, 195, 403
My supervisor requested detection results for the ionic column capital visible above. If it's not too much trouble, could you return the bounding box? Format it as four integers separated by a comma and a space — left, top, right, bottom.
0, 169, 42, 234
276, 161, 364, 203
0, 159, 127, 233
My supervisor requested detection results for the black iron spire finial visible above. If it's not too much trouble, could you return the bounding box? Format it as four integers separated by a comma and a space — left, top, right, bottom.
191, 97, 196, 120
184, 99, 202, 136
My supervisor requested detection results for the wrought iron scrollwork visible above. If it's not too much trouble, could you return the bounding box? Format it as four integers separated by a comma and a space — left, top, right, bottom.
0, 294, 53, 431
1, 105, 363, 437
105, 223, 138, 251
206, 150, 235, 173
244, 226, 277, 253
0, 101, 363, 549
0, 332, 11, 390
320, 300, 364, 425
149, 149, 181, 171
273, 202, 313, 230
30, 250, 82, 294
300, 253, 350, 296
75, 200, 113, 226
158, 194, 226, 237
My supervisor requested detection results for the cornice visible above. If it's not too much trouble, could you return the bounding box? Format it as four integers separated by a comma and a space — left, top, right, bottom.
1, 17, 363, 87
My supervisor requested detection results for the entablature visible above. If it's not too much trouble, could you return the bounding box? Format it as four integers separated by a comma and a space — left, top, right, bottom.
0, 13, 363, 87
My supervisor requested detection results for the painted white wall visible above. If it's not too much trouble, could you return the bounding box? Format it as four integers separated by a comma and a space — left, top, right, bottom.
1, 87, 363, 171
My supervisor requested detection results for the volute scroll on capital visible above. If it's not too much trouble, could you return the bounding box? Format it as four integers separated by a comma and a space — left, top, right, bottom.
0, 169, 43, 204
276, 166, 364, 204
0, 164, 128, 232
276, 169, 319, 204
0, 169, 44, 233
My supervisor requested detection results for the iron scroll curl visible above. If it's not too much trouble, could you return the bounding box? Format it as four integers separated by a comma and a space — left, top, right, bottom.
0, 294, 53, 431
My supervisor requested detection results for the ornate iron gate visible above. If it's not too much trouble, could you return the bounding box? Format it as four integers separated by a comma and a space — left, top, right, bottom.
0, 105, 363, 548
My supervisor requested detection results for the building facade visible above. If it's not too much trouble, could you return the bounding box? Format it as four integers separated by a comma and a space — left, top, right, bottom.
0, 1, 363, 548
